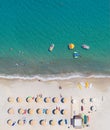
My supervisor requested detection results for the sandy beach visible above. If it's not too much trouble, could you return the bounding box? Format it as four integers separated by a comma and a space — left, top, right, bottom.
0, 77, 110, 130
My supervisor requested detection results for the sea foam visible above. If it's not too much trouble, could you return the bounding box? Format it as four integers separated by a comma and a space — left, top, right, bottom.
0, 73, 110, 81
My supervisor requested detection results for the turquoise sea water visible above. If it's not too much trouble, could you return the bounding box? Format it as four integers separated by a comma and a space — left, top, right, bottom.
0, 0, 110, 78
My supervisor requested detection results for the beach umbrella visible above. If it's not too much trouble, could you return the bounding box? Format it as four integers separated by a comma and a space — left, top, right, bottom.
90, 98, 95, 102
40, 120, 46, 126
49, 120, 56, 126
35, 97, 42, 103
71, 99, 77, 104
8, 108, 14, 114
81, 98, 87, 104
17, 120, 24, 126
44, 97, 51, 103
7, 119, 12, 126
36, 108, 42, 114
18, 108, 25, 114
68, 43, 75, 49
28, 108, 34, 114
8, 97, 14, 103
90, 98, 93, 102
29, 119, 37, 126
52, 97, 59, 103
45, 109, 51, 114
90, 106, 96, 111
53, 109, 59, 115
26, 97, 33, 103
61, 109, 68, 115
61, 97, 68, 103
16, 97, 22, 103
59, 120, 64, 126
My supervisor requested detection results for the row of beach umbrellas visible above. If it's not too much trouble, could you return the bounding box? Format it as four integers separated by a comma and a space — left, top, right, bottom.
7, 108, 68, 115
7, 119, 68, 126
7, 97, 68, 103
81, 98, 96, 104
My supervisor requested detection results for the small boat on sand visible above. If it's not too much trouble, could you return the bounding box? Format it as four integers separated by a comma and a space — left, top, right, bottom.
81, 44, 90, 50
48, 44, 54, 52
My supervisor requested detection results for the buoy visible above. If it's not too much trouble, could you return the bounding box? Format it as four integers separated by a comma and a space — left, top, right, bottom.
68, 43, 75, 49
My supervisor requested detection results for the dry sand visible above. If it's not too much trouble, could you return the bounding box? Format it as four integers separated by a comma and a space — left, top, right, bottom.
0, 78, 110, 130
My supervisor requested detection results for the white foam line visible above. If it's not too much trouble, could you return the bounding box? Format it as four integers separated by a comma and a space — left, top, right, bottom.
0, 73, 110, 81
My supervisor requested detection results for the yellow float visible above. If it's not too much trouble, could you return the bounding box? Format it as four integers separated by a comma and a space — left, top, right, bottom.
68, 43, 75, 49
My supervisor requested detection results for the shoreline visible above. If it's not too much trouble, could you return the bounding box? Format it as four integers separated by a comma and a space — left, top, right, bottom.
0, 76, 109, 92
0, 73, 110, 81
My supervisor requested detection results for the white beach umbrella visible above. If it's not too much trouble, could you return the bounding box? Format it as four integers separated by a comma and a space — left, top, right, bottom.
81, 98, 87, 104
90, 106, 96, 111
72, 99, 77, 103
90, 98, 95, 102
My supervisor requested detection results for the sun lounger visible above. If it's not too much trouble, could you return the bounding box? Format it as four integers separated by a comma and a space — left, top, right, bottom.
43, 109, 46, 114
65, 119, 68, 124
12, 121, 16, 126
